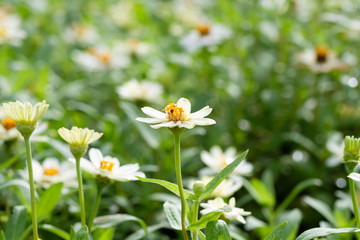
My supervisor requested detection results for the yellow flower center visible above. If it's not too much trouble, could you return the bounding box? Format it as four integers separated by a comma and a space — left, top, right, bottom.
0, 27, 7, 37
2, 118, 16, 130
164, 103, 185, 122
87, 48, 111, 63
100, 160, 115, 171
44, 167, 59, 176
196, 24, 211, 36
315, 46, 328, 63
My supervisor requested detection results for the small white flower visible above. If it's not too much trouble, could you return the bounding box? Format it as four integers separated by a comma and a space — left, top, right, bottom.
295, 46, 349, 73
136, 97, 216, 129
200, 197, 251, 224
191, 176, 243, 198
200, 146, 253, 177
63, 23, 98, 45
180, 24, 232, 52
0, 109, 20, 141
0, 10, 27, 46
117, 79, 163, 102
72, 46, 130, 72
115, 39, 151, 57
71, 148, 145, 181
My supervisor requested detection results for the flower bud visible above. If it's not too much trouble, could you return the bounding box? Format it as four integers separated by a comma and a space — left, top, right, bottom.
343, 136, 360, 172
193, 181, 205, 196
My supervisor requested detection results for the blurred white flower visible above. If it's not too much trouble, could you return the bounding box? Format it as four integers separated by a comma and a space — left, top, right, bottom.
0, 10, 27, 46
71, 148, 145, 181
180, 24, 232, 52
326, 132, 344, 167
109, 1, 136, 28
63, 23, 98, 45
295, 46, 349, 73
200, 197, 251, 224
72, 46, 130, 72
115, 39, 151, 57
117, 79, 163, 102
191, 176, 243, 198
136, 98, 216, 129
173, 0, 206, 26
200, 146, 253, 177
0, 109, 20, 141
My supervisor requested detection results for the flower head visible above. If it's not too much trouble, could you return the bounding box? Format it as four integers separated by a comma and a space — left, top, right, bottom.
200, 197, 251, 224
2, 100, 49, 137
0, 9, 27, 46
136, 98, 215, 129
71, 148, 145, 182
58, 127, 103, 159
117, 79, 163, 102
63, 23, 98, 45
0, 109, 20, 141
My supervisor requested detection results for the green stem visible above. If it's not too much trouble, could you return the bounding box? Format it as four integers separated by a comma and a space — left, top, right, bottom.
191, 200, 199, 240
172, 129, 189, 240
24, 137, 39, 240
88, 185, 103, 232
349, 178, 360, 228
75, 156, 86, 226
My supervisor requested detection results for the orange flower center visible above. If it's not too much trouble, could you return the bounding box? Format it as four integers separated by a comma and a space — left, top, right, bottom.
196, 24, 211, 36
100, 160, 115, 171
2, 118, 16, 130
44, 168, 59, 176
315, 46, 328, 63
164, 103, 185, 122
0, 27, 7, 37
87, 48, 111, 63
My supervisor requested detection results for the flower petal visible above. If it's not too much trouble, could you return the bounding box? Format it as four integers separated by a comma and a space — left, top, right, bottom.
135, 117, 164, 124
141, 107, 167, 119
89, 148, 103, 168
189, 118, 216, 126
189, 106, 212, 119
150, 121, 177, 129
177, 98, 191, 115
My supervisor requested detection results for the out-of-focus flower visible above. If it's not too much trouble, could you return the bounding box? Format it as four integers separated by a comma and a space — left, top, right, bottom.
180, 24, 232, 52
31, 158, 77, 189
295, 46, 349, 73
136, 98, 216, 129
0, 109, 20, 141
63, 23, 98, 45
326, 132, 344, 167
72, 46, 130, 72
173, 0, 206, 26
191, 176, 243, 198
200, 197, 251, 224
200, 146, 253, 177
2, 100, 49, 137
117, 79, 163, 102
71, 148, 145, 181
115, 39, 151, 57
109, 1, 136, 28
0, 10, 27, 46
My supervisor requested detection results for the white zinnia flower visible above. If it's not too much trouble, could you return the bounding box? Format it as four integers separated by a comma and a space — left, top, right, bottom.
0, 11, 27, 46
71, 148, 145, 181
71, 46, 130, 72
295, 46, 349, 73
63, 23, 98, 45
115, 39, 151, 57
136, 98, 216, 129
117, 79, 163, 102
200, 197, 251, 224
180, 24, 232, 52
0, 109, 20, 141
200, 146, 253, 177
191, 176, 243, 198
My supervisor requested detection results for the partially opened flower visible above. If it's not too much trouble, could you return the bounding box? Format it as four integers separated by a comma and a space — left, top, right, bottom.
136, 97, 215, 129
117, 79, 163, 102
2, 100, 49, 137
200, 197, 251, 224
71, 148, 145, 181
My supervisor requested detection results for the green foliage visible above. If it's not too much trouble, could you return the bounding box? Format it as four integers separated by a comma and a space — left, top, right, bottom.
187, 206, 231, 230
5, 206, 27, 240
296, 228, 358, 240
37, 182, 63, 219
264, 222, 287, 240
206, 220, 231, 240
93, 214, 147, 232
71, 226, 90, 240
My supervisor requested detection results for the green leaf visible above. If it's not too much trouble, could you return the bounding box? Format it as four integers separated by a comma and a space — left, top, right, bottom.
93, 214, 147, 233
124, 223, 168, 240
200, 150, 248, 200
98, 228, 115, 240
71, 226, 89, 240
187, 206, 231, 230
0, 231, 5, 240
302, 196, 336, 226
137, 176, 198, 200
276, 209, 302, 240
296, 228, 358, 240
243, 178, 275, 207
38, 224, 70, 240
5, 205, 27, 240
264, 222, 287, 240
37, 182, 63, 219
0, 153, 25, 171
163, 201, 182, 230
0, 179, 31, 191
206, 220, 231, 240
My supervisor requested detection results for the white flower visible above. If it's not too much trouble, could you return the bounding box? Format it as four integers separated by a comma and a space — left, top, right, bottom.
72, 46, 130, 72
117, 79, 163, 102
63, 23, 98, 45
191, 176, 243, 198
200, 197, 251, 224
348, 172, 360, 182
71, 148, 145, 181
0, 109, 20, 141
136, 98, 216, 129
200, 146, 253, 177
31, 158, 77, 189
109, 1, 136, 28
295, 46, 349, 73
115, 39, 151, 57
180, 24, 232, 52
0, 10, 27, 46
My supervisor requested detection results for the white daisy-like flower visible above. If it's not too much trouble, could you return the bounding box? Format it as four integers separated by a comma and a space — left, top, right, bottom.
117, 79, 163, 102
109, 1, 136, 28
0, 108, 20, 141
200, 197, 251, 224
180, 24, 232, 53
115, 39, 151, 57
200, 146, 253, 177
0, 10, 27, 46
295, 46, 349, 73
190, 176, 243, 198
136, 98, 216, 129
63, 23, 98, 45
71, 148, 145, 181
71, 46, 130, 72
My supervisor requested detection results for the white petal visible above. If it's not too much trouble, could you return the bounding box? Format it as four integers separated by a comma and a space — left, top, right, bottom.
177, 98, 191, 115
150, 121, 177, 129
135, 117, 164, 124
43, 158, 60, 169
189, 106, 212, 119
141, 107, 167, 119
89, 148, 103, 168
189, 118, 216, 126
177, 121, 196, 129
348, 173, 360, 182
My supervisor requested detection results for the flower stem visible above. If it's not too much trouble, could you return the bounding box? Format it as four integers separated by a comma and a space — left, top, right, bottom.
191, 200, 199, 240
88, 185, 103, 232
172, 129, 188, 240
24, 137, 39, 240
349, 178, 360, 228
75, 156, 86, 226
